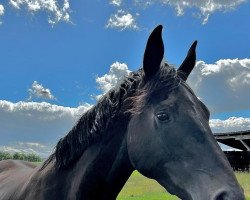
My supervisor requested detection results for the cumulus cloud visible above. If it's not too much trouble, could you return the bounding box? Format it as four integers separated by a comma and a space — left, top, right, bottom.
0, 100, 91, 149
106, 9, 138, 30
188, 58, 250, 113
9, 0, 70, 25
95, 62, 130, 99
134, 0, 247, 24
110, 0, 122, 6
210, 117, 250, 133
28, 81, 55, 100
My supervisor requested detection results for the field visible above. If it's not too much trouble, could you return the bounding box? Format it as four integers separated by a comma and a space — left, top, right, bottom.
117, 171, 250, 200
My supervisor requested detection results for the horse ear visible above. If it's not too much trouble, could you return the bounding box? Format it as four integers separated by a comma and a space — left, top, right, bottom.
143, 25, 164, 78
177, 40, 197, 81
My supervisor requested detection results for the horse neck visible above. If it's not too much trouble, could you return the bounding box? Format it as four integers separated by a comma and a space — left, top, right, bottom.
67, 120, 134, 199
37, 120, 134, 200
72, 130, 133, 199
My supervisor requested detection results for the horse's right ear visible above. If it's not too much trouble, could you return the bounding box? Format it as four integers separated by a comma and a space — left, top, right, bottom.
143, 25, 164, 79
177, 41, 197, 81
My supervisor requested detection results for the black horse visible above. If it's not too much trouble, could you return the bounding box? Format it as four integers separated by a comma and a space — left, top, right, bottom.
0, 25, 245, 200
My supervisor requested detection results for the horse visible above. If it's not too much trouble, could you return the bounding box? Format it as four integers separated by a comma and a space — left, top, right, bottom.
0, 25, 245, 200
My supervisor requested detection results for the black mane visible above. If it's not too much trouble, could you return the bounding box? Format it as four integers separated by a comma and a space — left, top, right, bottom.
44, 64, 180, 169
52, 69, 142, 168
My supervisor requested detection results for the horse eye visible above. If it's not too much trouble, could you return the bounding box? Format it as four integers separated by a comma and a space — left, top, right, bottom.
156, 112, 170, 121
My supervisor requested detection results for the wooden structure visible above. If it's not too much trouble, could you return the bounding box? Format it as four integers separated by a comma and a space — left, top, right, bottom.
214, 130, 250, 171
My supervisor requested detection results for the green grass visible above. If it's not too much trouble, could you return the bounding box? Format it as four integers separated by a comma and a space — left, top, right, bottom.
32, 161, 43, 165
117, 171, 178, 200
236, 172, 250, 200
118, 171, 250, 200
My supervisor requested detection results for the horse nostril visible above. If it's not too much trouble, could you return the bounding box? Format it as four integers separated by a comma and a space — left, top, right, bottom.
214, 191, 229, 200
214, 189, 245, 200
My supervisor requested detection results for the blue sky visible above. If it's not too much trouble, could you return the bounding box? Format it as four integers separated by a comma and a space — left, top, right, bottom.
0, 0, 250, 156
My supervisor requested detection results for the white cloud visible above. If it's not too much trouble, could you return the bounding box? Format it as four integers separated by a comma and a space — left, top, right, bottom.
28, 81, 55, 100
188, 58, 250, 113
106, 10, 138, 30
96, 62, 130, 98
0, 100, 90, 120
210, 117, 250, 133
110, 0, 122, 6
134, 0, 247, 24
0, 100, 91, 152
0, 4, 4, 25
9, 0, 71, 25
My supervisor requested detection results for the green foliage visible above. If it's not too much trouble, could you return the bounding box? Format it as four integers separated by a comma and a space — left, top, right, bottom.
26, 153, 42, 162
0, 151, 42, 162
0, 152, 13, 160
13, 152, 25, 160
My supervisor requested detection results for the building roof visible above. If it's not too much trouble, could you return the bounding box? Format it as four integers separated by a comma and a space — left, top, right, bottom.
214, 130, 250, 151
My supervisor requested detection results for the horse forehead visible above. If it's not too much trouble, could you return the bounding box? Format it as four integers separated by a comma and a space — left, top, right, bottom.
170, 82, 197, 101
150, 82, 195, 106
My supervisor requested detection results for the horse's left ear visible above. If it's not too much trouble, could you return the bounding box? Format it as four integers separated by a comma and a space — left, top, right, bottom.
143, 25, 164, 78
177, 40, 197, 81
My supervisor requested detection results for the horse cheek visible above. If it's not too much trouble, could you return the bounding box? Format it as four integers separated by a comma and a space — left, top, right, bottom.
127, 115, 167, 179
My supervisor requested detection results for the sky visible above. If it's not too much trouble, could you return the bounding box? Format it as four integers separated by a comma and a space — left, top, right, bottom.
0, 0, 250, 157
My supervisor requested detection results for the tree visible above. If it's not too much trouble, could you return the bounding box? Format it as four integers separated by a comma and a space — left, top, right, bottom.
0, 151, 42, 162
13, 152, 25, 160
0, 152, 13, 160
26, 153, 42, 162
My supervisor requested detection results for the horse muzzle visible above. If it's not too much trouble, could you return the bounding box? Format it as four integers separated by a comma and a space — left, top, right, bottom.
212, 188, 246, 200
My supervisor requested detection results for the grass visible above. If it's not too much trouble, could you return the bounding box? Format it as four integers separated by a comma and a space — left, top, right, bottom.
32, 161, 43, 165
117, 171, 177, 200
117, 171, 250, 200
236, 172, 250, 200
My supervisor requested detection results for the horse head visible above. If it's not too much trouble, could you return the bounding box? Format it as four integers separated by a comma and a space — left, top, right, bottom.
126, 25, 245, 200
